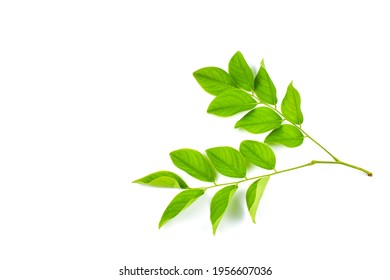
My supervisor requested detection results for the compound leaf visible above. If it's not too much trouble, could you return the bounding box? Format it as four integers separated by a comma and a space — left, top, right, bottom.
254, 59, 277, 105
239, 140, 276, 170
206, 146, 246, 178
228, 51, 254, 91
246, 177, 270, 223
207, 89, 257, 117
265, 124, 304, 147
193, 67, 237, 96
133, 171, 189, 189
210, 185, 238, 235
281, 82, 304, 124
159, 189, 205, 228
170, 149, 215, 182
235, 107, 282, 134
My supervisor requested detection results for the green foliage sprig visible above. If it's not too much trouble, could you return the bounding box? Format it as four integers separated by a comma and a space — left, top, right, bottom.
133, 51, 372, 234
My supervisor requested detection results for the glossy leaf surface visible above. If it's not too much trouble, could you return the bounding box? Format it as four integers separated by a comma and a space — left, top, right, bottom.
254, 59, 277, 105
265, 124, 304, 147
193, 67, 237, 95
239, 140, 276, 170
235, 107, 282, 134
281, 82, 304, 124
206, 146, 246, 178
207, 89, 257, 117
170, 149, 215, 182
228, 51, 254, 91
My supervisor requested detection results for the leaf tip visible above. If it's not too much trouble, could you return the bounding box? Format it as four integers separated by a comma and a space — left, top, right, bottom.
158, 220, 165, 229
168, 151, 176, 160
193, 70, 201, 79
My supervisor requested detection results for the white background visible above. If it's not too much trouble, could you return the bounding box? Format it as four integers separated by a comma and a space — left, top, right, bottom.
1, 1, 389, 279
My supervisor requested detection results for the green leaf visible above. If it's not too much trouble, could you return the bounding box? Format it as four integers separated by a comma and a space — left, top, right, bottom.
254, 59, 277, 105
193, 67, 237, 96
206, 146, 246, 178
159, 189, 205, 228
207, 89, 257, 117
265, 124, 304, 147
210, 185, 238, 234
228, 51, 254, 91
281, 82, 304, 124
235, 107, 283, 134
133, 171, 189, 189
239, 140, 276, 170
246, 177, 270, 223
170, 149, 215, 182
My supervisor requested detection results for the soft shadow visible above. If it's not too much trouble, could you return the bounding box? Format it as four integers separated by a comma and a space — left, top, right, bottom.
250, 65, 258, 77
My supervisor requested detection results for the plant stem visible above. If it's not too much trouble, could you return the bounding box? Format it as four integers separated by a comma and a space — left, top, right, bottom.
295, 127, 339, 161
202, 159, 372, 190
205, 92, 374, 192
312, 160, 373, 176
